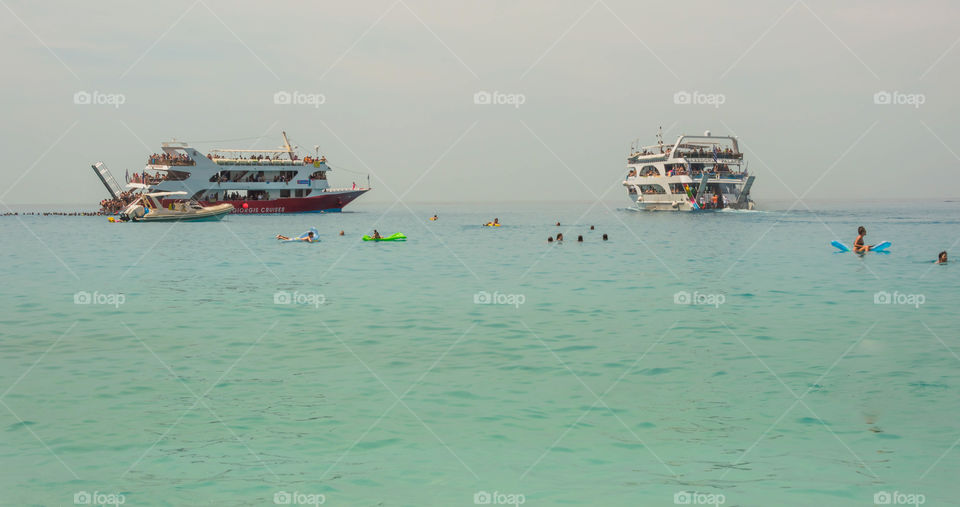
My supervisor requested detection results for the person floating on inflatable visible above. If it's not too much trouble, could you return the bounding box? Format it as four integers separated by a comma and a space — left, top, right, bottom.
430, 214, 438, 221
371, 230, 382, 240
853, 226, 871, 253
277, 227, 319, 242
484, 218, 500, 227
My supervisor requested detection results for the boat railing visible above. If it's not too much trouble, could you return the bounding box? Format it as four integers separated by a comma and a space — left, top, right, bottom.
148, 158, 195, 166
673, 152, 743, 160
212, 158, 301, 166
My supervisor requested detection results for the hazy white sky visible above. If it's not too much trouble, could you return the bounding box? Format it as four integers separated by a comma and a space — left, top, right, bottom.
1, 0, 958, 205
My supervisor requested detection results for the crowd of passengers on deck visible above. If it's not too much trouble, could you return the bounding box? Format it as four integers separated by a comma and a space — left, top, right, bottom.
148, 153, 195, 166
627, 163, 738, 179
633, 146, 741, 159
205, 153, 327, 164
209, 170, 300, 183
99, 190, 138, 214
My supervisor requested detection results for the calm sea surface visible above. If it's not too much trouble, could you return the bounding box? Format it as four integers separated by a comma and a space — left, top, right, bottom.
0, 200, 958, 506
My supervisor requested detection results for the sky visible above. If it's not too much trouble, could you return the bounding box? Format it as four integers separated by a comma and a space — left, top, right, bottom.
0, 0, 958, 206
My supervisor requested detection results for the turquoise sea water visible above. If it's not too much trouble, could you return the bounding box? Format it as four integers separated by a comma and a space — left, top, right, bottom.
1, 200, 958, 506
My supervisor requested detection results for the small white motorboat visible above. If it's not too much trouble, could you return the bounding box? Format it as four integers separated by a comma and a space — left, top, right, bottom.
119, 191, 233, 222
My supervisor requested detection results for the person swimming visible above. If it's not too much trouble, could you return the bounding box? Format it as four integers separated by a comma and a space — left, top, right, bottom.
853, 226, 871, 253
937, 251, 948, 264
276, 231, 316, 242
555, 222, 561, 226
602, 233, 608, 241
431, 214, 438, 221
556, 233, 563, 241
577, 235, 583, 242
372, 229, 382, 240
547, 237, 553, 243
339, 230, 345, 236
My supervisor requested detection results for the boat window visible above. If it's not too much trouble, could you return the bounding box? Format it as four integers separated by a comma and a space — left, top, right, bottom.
280, 190, 290, 198
164, 170, 191, 181
640, 184, 666, 194
640, 166, 660, 177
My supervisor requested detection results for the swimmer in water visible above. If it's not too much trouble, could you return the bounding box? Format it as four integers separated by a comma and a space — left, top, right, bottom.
556, 233, 563, 241
937, 251, 948, 264
339, 230, 345, 236
853, 226, 871, 253
431, 214, 438, 221
547, 237, 553, 243
577, 235, 583, 242
276, 231, 316, 242
602, 233, 608, 241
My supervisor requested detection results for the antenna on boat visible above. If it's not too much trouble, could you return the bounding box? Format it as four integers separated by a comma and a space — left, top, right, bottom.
281, 131, 294, 160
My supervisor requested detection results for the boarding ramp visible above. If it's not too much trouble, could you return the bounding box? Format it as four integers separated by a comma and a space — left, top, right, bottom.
91, 162, 124, 200
694, 172, 710, 203
736, 176, 756, 207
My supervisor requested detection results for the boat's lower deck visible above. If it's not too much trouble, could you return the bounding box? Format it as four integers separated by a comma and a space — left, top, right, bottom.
624, 175, 755, 211
162, 189, 369, 214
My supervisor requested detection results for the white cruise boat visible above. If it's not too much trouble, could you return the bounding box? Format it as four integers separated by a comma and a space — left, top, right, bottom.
91, 131, 369, 214
622, 130, 756, 211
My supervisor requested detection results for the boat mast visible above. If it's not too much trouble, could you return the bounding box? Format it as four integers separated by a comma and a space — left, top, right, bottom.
281, 131, 294, 160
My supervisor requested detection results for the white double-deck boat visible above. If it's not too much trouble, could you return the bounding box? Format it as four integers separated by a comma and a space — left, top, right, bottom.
91, 131, 369, 214
622, 130, 756, 211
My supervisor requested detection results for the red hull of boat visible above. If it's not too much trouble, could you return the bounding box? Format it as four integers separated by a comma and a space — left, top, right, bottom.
161, 189, 369, 214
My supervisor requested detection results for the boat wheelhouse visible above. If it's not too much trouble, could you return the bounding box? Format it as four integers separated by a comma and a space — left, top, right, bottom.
623, 130, 756, 211
92, 131, 369, 214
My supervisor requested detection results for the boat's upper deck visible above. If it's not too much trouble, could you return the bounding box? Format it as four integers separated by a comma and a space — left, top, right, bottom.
628, 134, 742, 164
